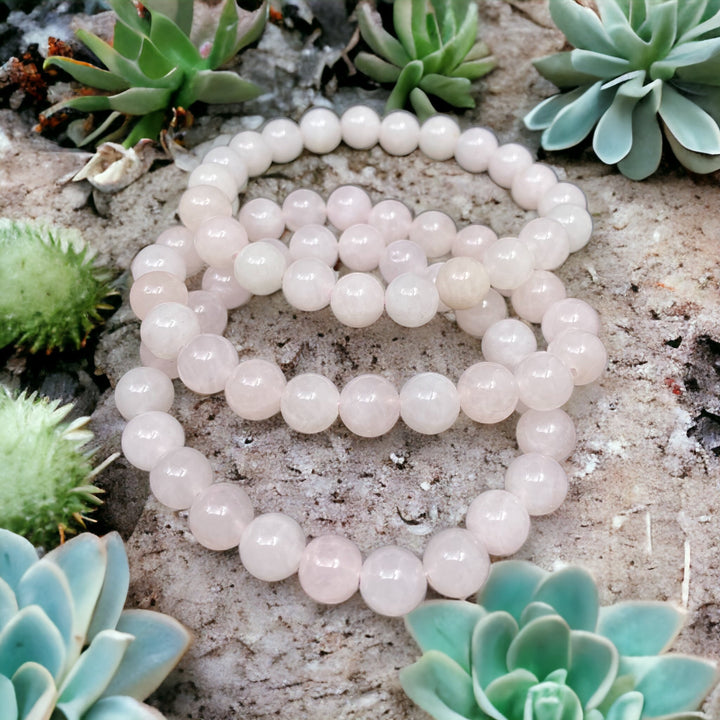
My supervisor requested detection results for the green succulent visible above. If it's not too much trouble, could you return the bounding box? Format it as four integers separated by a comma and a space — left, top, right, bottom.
43, 0, 268, 147
401, 561, 718, 720
0, 219, 117, 353
355, 0, 496, 120
0, 528, 191, 719
524, 0, 720, 179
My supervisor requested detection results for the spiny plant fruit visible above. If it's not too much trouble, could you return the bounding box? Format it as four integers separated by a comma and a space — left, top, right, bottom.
0, 389, 112, 548
42, 0, 268, 147
524, 0, 720, 179
0, 219, 117, 353
355, 0, 495, 120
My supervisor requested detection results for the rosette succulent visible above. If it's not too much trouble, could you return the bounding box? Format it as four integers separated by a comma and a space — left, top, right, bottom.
0, 529, 191, 719
524, 0, 720, 179
43, 0, 267, 147
355, 0, 495, 120
401, 561, 718, 720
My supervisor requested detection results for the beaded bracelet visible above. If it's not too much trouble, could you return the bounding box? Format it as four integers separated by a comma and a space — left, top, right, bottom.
115, 106, 604, 617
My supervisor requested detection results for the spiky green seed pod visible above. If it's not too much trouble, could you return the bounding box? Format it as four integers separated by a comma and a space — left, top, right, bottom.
0, 388, 113, 548
0, 218, 117, 353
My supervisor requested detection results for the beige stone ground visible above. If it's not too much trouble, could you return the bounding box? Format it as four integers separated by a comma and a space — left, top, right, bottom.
1, 1, 719, 718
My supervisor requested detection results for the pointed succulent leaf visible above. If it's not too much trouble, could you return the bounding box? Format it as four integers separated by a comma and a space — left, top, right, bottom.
387, 60, 425, 111
42, 57, 130, 92
228, 1, 269, 60
405, 600, 487, 674
451, 57, 495, 80
664, 123, 720, 172
594, 0, 649, 65
0, 674, 17, 720
442, 3, 479, 72
12, 662, 56, 720
524, 88, 587, 131
82, 695, 166, 720
617, 86, 664, 178
100, 609, 191, 701
548, 0, 619, 55
0, 577, 18, 632
519, 601, 559, 627
524, 681, 583, 720
48, 95, 114, 114
533, 52, 602, 88
531, 565, 599, 631
570, 49, 634, 78
181, 70, 263, 106
412, 0, 439, 58
205, 0, 241, 69
0, 528, 38, 592
506, 616, 571, 681
659, 83, 720, 153
399, 651, 487, 720
419, 73, 474, 108
136, 37, 177, 80
565, 630, 619, 710
148, 11, 201, 70
471, 611, 518, 691
644, 1, 679, 62
597, 601, 686, 656
143, 0, 194, 35
393, 0, 421, 58
675, 54, 720, 85
354, 53, 402, 83
477, 561, 547, 623
604, 691, 643, 720
107, 86, 174, 114
483, 668, 537, 720
106, 0, 150, 35
677, 8, 720, 44
357, 3, 411, 68
676, 0, 709, 37
111, 20, 144, 59
652, 37, 720, 78
409, 87, 438, 121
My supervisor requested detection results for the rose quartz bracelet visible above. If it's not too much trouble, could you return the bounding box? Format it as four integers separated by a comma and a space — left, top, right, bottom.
116, 106, 603, 616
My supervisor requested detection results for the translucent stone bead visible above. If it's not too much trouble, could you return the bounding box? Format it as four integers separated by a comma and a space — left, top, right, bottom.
330, 273, 385, 328
282, 258, 336, 312
487, 143, 534, 188
299, 535, 362, 604
548, 330, 607, 385
423, 528, 490, 599
282, 189, 326, 231
538, 182, 587, 216
300, 107, 342, 153
457, 362, 518, 423
505, 453, 568, 516
340, 105, 381, 149
369, 200, 413, 243
188, 162, 238, 202
546, 203, 593, 252
129, 271, 189, 320
194, 215, 248, 271
452, 224, 498, 260
379, 240, 428, 282
239, 513, 305, 581
511, 271, 567, 324
400, 372, 460, 434
261, 118, 303, 163
114, 366, 175, 420
140, 302, 201, 361
177, 333, 238, 395
225, 358, 286, 421
281, 373, 339, 433
188, 482, 254, 551
409, 210, 456, 258
378, 111, 420, 156
149, 447, 213, 510
121, 411, 185, 471
338, 224, 385, 271
140, 342, 179, 379
234, 241, 287, 296
228, 130, 273, 177
202, 267, 252, 309
202, 145, 249, 190
327, 186, 373, 230
385, 273, 439, 327
339, 374, 400, 437
516, 408, 576, 460
514, 351, 574, 411
455, 289, 508, 338
418, 115, 461, 161
483, 238, 535, 290
541, 298, 601, 342
178, 185, 233, 231
436, 257, 490, 310
155, 225, 204, 276
510, 163, 558, 211
518, 218, 570, 271
187, 291, 227, 336
481, 318, 537, 370
454, 127, 498, 173
131, 245, 187, 281
238, 197, 284, 241
466, 489, 530, 556
289, 224, 338, 265
425, 263, 451, 312
359, 545, 427, 616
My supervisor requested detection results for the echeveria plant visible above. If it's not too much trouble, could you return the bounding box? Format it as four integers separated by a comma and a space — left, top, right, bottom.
524, 0, 720, 179
355, 0, 495, 120
0, 529, 191, 719
43, 0, 267, 147
401, 561, 717, 720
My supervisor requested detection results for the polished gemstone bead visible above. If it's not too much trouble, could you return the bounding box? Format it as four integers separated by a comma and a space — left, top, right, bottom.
282, 258, 336, 312
454, 127, 498, 172
155, 225, 204, 276
400, 372, 460, 434
546, 203, 593, 252
518, 217, 570, 271
194, 215, 248, 271
548, 330, 607, 385
202, 145, 249, 190
299, 535, 362, 604
121, 410, 184, 471
149, 447, 213, 510
385, 273, 439, 327
178, 185, 233, 231
131, 245, 187, 281
188, 162, 238, 202
378, 111, 420, 156
452, 224, 498, 260
339, 374, 400, 437
369, 200, 414, 243
228, 130, 273, 177
140, 301, 201, 361
458, 362, 518, 423
238, 197, 284, 241
189, 482, 254, 550
327, 186, 373, 229
538, 182, 587, 216
514, 351, 574, 411
282, 189, 326, 231
261, 118, 303, 163
201, 267, 252, 309
466, 489, 530, 556
177, 333, 238, 395
379, 240, 428, 282
409, 210, 456, 258
436, 257, 490, 310
234, 241, 287, 296
289, 224, 338, 265
505, 453, 568, 515
455, 289, 508, 338
300, 107, 342, 154
481, 318, 537, 370
418, 115, 461, 161
340, 105, 381, 149
330, 273, 385, 328
225, 358, 286, 421
114, 366, 175, 420
511, 271, 567, 324
239, 513, 305, 581
281, 373, 339, 433
516, 408, 576, 460
359, 545, 426, 616
139, 342, 179, 379
338, 223, 385, 271
130, 271, 189, 320
511, 162, 558, 211
542, 298, 601, 342
487, 143, 533, 188
483, 237, 535, 290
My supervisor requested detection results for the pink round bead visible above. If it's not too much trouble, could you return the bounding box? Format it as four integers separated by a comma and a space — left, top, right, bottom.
516, 408, 576, 460
239, 513, 306, 581
234, 241, 287, 296
425, 262, 451, 312
452, 225, 498, 260
194, 216, 248, 271
131, 245, 187, 281
369, 200, 413, 243
327, 186, 373, 230
201, 267, 252, 309
228, 130, 272, 177
378, 111, 420, 156
238, 198, 284, 241
546, 203, 593, 252
177, 333, 238, 395
423, 528, 490, 599
298, 535, 362, 604
385, 273, 439, 328
129, 271, 189, 320
511, 163, 558, 211
458, 362, 518, 424
281, 373, 339, 433
140, 342, 179, 379
511, 271, 567, 324
542, 298, 601, 342
339, 374, 400, 437
188, 482, 254, 551
409, 210, 456, 258
282, 258, 336, 312
455, 289, 508, 338
202, 145, 249, 190
121, 411, 184, 471
379, 240, 428, 283
140, 302, 201, 361
178, 185, 233, 231
466, 489, 531, 556
359, 545, 427, 616
481, 319, 537, 370
282, 189, 327, 231
487, 143, 534, 188
548, 330, 607, 385
338, 224, 385, 271
505, 453, 568, 516
149, 447, 213, 510
436, 257, 490, 310
187, 290, 228, 335
538, 182, 588, 216
518, 217, 570, 271
330, 273, 385, 328
400, 372, 460, 434
454, 127, 498, 173
289, 224, 338, 265
114, 366, 175, 420
300, 107, 342, 154
188, 162, 238, 202
225, 358, 286, 421
155, 225, 204, 276
514, 351, 575, 411
418, 115, 461, 161
262, 118, 303, 163
340, 105, 381, 149
483, 238, 535, 291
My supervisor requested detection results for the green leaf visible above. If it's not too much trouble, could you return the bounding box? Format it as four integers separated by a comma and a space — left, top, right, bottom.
104, 86, 173, 114
354, 52, 402, 83
677, 0, 712, 37
83, 696, 166, 720
593, 86, 641, 164
393, 0, 420, 58
357, 2, 411, 68
143, 0, 193, 35
0, 674, 17, 720
525, 681, 583, 720
12, 662, 56, 720
594, 0, 649, 65
106, 0, 150, 35
0, 529, 37, 592
43, 56, 130, 92
226, 1, 268, 61
477, 561, 547, 624
205, 0, 239, 69
533, 52, 602, 89
0, 578, 17, 633
506, 616, 571, 681
675, 53, 720, 85
405, 600, 487, 674
664, 123, 720, 173
603, 691, 643, 720
443, 2, 479, 71
471, 612, 518, 691
109, 21, 143, 60
136, 37, 176, 80
617, 85, 663, 179
87, 533, 130, 643
659, 83, 720, 153
524, 87, 587, 131
181, 70, 263, 106
409, 87, 438, 121
677, 6, 720, 44
386, 59, 425, 112
532, 566, 599, 631
570, 49, 633, 78
565, 631, 619, 710
644, 1, 678, 63
519, 601, 558, 626
451, 57, 495, 80
412, 0, 439, 58
148, 11, 201, 70
548, 0, 620, 55
419, 73, 475, 108
653, 36, 720, 78
484, 668, 537, 720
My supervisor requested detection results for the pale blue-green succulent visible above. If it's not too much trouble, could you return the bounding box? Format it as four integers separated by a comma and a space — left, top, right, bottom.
401, 561, 717, 720
0, 528, 191, 720
524, 0, 720, 179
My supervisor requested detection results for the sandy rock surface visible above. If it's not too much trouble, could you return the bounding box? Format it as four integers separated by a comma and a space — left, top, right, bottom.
1, 1, 719, 718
